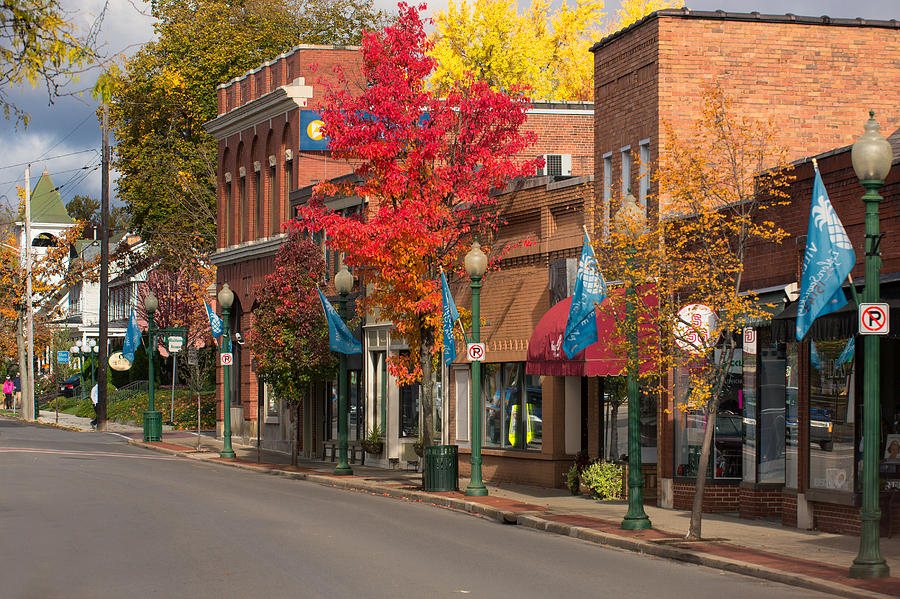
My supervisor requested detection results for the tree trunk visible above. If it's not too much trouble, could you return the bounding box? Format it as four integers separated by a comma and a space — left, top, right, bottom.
16, 313, 27, 414
418, 326, 436, 447
686, 400, 719, 539
686, 345, 734, 540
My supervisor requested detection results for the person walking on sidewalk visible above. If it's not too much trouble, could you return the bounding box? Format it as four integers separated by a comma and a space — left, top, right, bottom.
90, 384, 99, 429
3, 376, 13, 409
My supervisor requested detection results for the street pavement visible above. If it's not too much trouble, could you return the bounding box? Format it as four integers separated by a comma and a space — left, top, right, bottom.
8, 410, 900, 598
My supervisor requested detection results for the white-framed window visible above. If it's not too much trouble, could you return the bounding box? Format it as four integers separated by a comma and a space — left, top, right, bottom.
454, 366, 470, 443
639, 139, 650, 211
621, 145, 632, 198
602, 152, 612, 240
264, 384, 279, 423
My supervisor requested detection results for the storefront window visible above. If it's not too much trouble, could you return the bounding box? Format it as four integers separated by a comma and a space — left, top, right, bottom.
349, 370, 363, 441
758, 341, 786, 483
328, 380, 337, 441
808, 338, 855, 492
742, 346, 757, 483
675, 359, 742, 480
604, 377, 628, 460
482, 362, 542, 450
785, 342, 799, 489
399, 382, 419, 438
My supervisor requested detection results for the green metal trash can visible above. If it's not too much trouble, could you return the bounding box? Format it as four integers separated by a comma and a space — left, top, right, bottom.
423, 445, 459, 492
143, 410, 162, 442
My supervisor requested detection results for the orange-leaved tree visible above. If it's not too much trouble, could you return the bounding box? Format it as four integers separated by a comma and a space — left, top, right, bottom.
296, 4, 539, 446
597, 84, 793, 539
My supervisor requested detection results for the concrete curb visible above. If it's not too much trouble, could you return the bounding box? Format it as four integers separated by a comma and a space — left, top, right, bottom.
514, 514, 888, 599
126, 439, 893, 599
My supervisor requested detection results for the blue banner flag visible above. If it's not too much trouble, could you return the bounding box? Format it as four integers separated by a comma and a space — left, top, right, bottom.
796, 168, 856, 341
317, 289, 362, 354
441, 270, 461, 365
563, 233, 607, 359
298, 111, 329, 151
836, 336, 855, 367
122, 309, 142, 362
205, 301, 223, 338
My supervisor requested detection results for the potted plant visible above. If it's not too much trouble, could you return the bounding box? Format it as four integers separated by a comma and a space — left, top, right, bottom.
362, 425, 384, 455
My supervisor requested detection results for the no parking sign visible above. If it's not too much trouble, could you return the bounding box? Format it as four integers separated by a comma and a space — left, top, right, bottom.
466, 343, 485, 362
859, 303, 890, 335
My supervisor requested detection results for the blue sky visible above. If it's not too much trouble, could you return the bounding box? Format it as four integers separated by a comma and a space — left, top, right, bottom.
0, 0, 896, 213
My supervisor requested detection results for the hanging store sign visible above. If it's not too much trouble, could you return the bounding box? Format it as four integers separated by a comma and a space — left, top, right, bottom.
675, 303, 718, 355
108, 351, 133, 371
743, 328, 757, 355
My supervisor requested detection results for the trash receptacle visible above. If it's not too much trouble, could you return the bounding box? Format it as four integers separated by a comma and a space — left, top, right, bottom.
423, 444, 458, 492
143, 410, 162, 442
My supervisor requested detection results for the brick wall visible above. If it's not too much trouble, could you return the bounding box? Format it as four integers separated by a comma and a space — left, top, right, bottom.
593, 18, 659, 222
452, 178, 595, 363
811, 501, 861, 535
743, 152, 900, 291
216, 46, 363, 250
217, 45, 363, 116
673, 480, 740, 512
525, 107, 594, 177
657, 18, 899, 167
738, 486, 784, 519
593, 12, 900, 239
782, 493, 798, 528
459, 451, 568, 488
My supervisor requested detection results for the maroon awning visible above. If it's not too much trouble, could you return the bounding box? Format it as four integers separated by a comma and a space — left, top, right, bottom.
525, 292, 658, 377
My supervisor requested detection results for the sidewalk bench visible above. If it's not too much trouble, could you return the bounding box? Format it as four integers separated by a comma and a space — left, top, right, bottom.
322, 442, 337, 461
322, 442, 365, 465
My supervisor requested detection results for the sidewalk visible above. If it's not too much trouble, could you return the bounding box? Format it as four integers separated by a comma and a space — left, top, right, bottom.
24, 412, 900, 599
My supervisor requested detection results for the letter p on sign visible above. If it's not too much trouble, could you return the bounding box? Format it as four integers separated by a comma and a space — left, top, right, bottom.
859, 303, 889, 335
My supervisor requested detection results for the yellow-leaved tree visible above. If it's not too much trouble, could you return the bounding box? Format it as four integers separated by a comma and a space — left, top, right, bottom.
430, 0, 682, 101
596, 85, 793, 539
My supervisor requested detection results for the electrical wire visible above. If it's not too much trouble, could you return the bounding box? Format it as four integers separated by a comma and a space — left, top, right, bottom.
0, 148, 99, 172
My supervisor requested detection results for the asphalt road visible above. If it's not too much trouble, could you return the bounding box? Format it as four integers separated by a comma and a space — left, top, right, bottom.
0, 418, 832, 599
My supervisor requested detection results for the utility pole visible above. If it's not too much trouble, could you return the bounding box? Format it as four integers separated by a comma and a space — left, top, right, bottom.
97, 104, 110, 431
24, 166, 35, 421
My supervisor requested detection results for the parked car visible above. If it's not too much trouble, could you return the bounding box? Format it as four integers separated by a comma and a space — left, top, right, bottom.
58, 373, 81, 397
809, 408, 834, 451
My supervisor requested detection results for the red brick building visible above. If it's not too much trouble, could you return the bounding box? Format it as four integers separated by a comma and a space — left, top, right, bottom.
206, 41, 598, 467
206, 45, 363, 452
585, 9, 900, 533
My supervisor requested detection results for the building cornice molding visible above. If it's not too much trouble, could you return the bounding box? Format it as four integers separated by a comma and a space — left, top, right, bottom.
205, 80, 313, 141
211, 235, 286, 266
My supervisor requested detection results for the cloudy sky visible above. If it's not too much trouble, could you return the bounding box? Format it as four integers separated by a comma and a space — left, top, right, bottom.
0, 0, 896, 213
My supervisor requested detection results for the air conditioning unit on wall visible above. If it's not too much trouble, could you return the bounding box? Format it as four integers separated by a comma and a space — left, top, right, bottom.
536, 154, 572, 177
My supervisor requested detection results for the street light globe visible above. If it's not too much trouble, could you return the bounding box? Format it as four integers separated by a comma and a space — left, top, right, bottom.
144, 291, 159, 315
334, 264, 354, 295
76, 339, 83, 349
217, 283, 234, 310
464, 240, 487, 278
613, 193, 646, 240
70, 345, 78, 354
851, 111, 893, 183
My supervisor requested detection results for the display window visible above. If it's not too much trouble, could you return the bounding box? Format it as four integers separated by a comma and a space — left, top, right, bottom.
674, 356, 742, 480
482, 362, 542, 451
808, 338, 856, 492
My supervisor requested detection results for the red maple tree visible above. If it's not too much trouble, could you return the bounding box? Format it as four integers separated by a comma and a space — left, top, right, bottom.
251, 230, 335, 464
296, 3, 539, 445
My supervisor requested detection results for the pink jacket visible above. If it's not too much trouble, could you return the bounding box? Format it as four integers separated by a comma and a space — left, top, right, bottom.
3, 380, 13, 394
